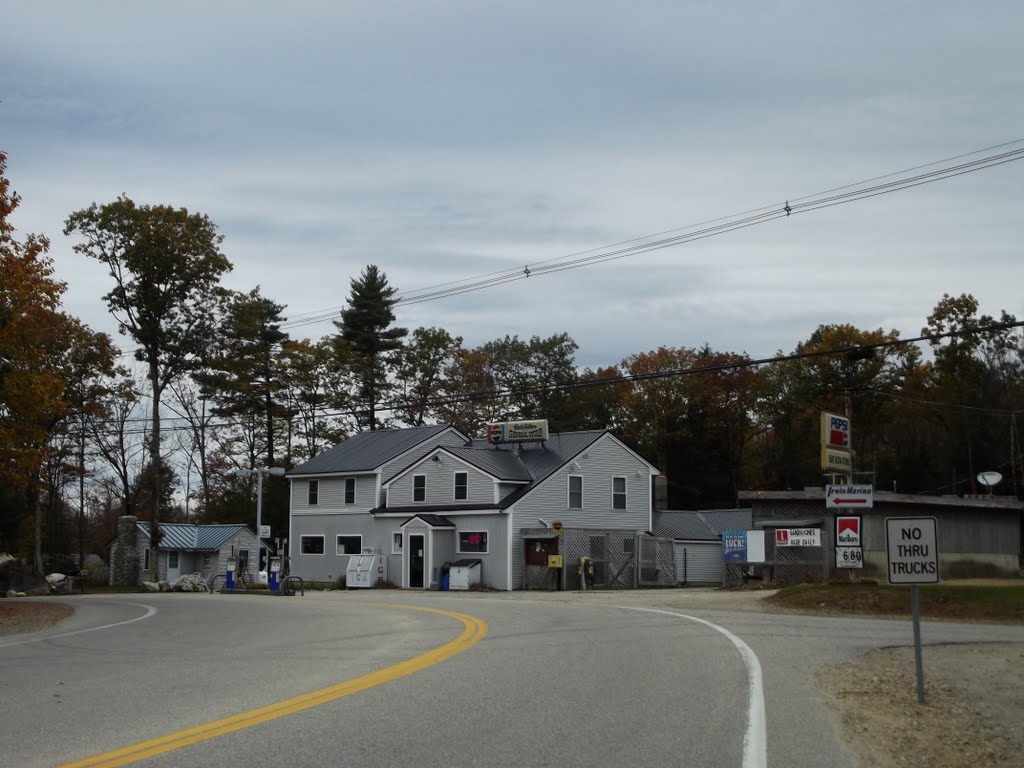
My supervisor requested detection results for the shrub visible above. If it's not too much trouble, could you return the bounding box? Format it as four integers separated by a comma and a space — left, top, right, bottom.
172, 573, 210, 592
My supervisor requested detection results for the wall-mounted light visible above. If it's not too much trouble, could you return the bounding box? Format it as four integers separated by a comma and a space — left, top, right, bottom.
431, 455, 440, 463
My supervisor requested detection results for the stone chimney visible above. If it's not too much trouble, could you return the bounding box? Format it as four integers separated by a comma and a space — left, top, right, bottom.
110, 515, 140, 587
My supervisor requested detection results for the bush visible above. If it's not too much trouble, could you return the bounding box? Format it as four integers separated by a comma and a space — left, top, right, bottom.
172, 573, 210, 592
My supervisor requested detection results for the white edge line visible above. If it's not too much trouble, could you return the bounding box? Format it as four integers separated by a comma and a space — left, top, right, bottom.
0, 602, 158, 648
616, 605, 768, 768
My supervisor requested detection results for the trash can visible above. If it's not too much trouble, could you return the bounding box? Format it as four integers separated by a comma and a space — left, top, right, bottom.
448, 559, 482, 590
440, 562, 451, 591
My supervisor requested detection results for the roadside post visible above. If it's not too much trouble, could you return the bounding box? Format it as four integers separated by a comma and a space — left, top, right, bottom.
885, 516, 939, 703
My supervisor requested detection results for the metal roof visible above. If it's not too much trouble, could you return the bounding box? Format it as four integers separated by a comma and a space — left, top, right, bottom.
288, 425, 462, 476
136, 523, 253, 551
442, 446, 533, 481
652, 509, 753, 541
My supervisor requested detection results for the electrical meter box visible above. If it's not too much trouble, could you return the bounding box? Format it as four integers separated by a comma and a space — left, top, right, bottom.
345, 548, 387, 588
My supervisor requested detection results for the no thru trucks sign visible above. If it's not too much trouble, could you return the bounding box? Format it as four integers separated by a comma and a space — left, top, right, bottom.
885, 517, 939, 584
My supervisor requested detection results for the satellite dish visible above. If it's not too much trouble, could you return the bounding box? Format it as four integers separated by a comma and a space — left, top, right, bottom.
977, 471, 1003, 489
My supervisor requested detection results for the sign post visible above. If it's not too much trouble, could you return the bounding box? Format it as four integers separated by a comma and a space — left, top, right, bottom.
885, 517, 939, 703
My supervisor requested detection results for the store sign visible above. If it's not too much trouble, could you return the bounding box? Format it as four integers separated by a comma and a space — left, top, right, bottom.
820, 412, 853, 474
487, 419, 549, 444
835, 516, 862, 546
775, 528, 821, 547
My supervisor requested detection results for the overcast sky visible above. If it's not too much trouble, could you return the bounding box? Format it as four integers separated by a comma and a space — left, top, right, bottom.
3, 1, 1022, 369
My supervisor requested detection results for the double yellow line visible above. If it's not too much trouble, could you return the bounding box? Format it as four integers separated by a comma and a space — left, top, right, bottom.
59, 604, 488, 768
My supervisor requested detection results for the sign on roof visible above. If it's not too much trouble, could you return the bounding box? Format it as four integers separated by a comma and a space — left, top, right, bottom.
487, 419, 549, 444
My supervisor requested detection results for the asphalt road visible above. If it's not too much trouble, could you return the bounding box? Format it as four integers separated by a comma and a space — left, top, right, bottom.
3, 590, 1023, 768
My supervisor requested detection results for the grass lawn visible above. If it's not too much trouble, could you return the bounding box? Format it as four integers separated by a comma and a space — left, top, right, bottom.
765, 581, 1024, 623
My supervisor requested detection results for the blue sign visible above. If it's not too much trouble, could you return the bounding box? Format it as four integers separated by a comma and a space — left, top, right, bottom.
722, 530, 748, 562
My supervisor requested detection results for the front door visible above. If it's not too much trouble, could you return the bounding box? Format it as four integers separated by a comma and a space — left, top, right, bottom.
167, 551, 180, 582
409, 534, 425, 588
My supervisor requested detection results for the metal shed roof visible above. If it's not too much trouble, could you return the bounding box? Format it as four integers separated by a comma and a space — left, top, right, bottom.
136, 523, 252, 551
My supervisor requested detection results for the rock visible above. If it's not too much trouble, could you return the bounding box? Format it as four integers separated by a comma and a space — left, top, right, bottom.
141, 581, 160, 592
158, 581, 171, 592
6, 589, 19, 598
46, 573, 71, 594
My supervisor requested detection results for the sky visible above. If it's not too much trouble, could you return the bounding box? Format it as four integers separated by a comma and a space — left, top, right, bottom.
3, 1, 1023, 370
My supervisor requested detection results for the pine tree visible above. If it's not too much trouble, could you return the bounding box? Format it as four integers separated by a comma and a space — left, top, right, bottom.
334, 265, 407, 431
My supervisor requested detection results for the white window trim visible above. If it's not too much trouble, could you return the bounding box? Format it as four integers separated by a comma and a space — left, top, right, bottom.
413, 474, 426, 503
391, 531, 404, 554
457, 530, 489, 554
454, 471, 468, 501
612, 475, 627, 510
336, 534, 363, 556
567, 474, 584, 509
299, 535, 325, 556
307, 479, 319, 506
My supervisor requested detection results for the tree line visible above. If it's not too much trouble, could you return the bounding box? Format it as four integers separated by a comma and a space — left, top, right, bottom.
2, 151, 1022, 577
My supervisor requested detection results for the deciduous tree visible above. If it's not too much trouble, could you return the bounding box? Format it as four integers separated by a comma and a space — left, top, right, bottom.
65, 197, 231, 579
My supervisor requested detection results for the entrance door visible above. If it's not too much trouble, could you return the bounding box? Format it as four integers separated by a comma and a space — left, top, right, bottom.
167, 551, 181, 582
409, 534, 425, 588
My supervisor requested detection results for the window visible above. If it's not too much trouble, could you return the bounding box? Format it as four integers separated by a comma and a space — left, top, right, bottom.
568, 475, 583, 508
308, 480, 319, 506
612, 476, 627, 510
238, 549, 250, 571
300, 536, 324, 555
413, 474, 426, 502
144, 548, 150, 571
458, 531, 488, 553
392, 532, 403, 554
454, 472, 468, 500
336, 534, 362, 555
344, 478, 356, 504
202, 554, 210, 568
168, 551, 179, 569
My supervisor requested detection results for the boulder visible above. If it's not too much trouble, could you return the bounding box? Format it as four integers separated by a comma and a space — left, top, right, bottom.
46, 573, 71, 594
141, 581, 160, 592
158, 581, 171, 592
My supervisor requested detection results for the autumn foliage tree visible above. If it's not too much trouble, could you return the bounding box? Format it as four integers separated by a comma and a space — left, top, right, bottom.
0, 153, 115, 571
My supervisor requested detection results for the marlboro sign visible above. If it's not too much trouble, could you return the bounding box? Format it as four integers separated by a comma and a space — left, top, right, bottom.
836, 516, 862, 546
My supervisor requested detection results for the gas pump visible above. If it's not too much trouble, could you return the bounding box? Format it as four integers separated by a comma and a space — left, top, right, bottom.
268, 557, 282, 591
225, 556, 238, 589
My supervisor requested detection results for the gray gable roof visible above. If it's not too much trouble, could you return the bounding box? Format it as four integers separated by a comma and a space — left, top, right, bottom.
468, 430, 607, 489
441, 446, 533, 481
289, 425, 461, 476
137, 522, 252, 551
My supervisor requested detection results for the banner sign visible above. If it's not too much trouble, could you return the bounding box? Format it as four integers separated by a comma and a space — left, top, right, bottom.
722, 530, 748, 562
775, 528, 821, 547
